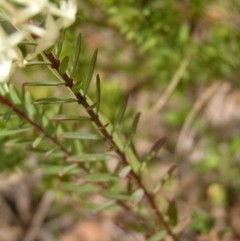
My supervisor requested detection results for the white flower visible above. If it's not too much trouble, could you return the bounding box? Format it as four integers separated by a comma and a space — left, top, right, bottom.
48, 0, 77, 28
0, 27, 25, 82
0, 0, 77, 82
24, 15, 60, 60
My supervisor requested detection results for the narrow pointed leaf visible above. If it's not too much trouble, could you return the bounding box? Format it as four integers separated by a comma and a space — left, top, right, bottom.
26, 148, 64, 157
61, 183, 100, 193
32, 98, 78, 104
56, 29, 65, 58
0, 127, 32, 136
58, 132, 101, 140
50, 115, 90, 121
45, 148, 56, 157
58, 164, 78, 177
145, 137, 166, 163
140, 137, 166, 171
23, 80, 65, 86
70, 33, 81, 77
96, 74, 101, 114
119, 165, 132, 178
148, 231, 166, 241
167, 197, 178, 226
59, 56, 69, 74
67, 153, 113, 162
99, 190, 129, 200
5, 138, 34, 147
84, 48, 98, 95
72, 80, 83, 93
25, 91, 39, 119
0, 83, 9, 96
41, 165, 80, 175
3, 108, 13, 122
111, 94, 129, 134
95, 200, 116, 212
83, 174, 119, 182
129, 189, 144, 206
98, 123, 109, 130
161, 164, 177, 186
26, 61, 51, 66
86, 103, 97, 110
124, 112, 141, 150
9, 85, 21, 106
32, 135, 44, 148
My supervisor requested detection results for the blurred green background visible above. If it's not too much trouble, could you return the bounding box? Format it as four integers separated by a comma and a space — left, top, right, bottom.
1, 0, 240, 240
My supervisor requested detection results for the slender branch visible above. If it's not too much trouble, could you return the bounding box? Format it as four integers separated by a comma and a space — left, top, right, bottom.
0, 94, 70, 156
45, 52, 178, 241
0, 92, 152, 234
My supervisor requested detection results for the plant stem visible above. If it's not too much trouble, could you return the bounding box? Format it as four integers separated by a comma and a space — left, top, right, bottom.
45, 52, 178, 241
0, 92, 153, 235
0, 94, 70, 156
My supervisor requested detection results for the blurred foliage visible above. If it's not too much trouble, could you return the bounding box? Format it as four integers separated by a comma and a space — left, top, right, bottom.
189, 210, 214, 234
1, 0, 240, 240
80, 0, 240, 85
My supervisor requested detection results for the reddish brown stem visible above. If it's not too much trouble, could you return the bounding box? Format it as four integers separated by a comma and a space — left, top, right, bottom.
44, 52, 178, 241
0, 92, 152, 235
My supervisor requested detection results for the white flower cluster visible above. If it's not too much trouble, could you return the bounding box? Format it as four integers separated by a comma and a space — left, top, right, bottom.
0, 0, 77, 82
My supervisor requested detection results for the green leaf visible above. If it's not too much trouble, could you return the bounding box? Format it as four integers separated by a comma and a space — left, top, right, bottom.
50, 115, 90, 121
67, 153, 114, 162
32, 135, 44, 148
3, 108, 13, 122
140, 137, 166, 171
72, 80, 83, 93
32, 98, 78, 104
148, 231, 166, 241
26, 61, 51, 66
98, 123, 109, 130
58, 132, 101, 140
79, 201, 117, 211
96, 74, 101, 114
167, 197, 178, 226
0, 83, 9, 96
124, 112, 141, 150
83, 174, 119, 182
99, 190, 129, 200
129, 189, 144, 206
23, 80, 65, 86
41, 165, 80, 175
59, 56, 69, 74
27, 148, 65, 158
0, 127, 32, 136
86, 103, 97, 110
94, 200, 116, 212
9, 85, 22, 106
24, 91, 39, 119
58, 164, 78, 177
70, 33, 81, 77
111, 94, 129, 134
61, 183, 100, 193
84, 48, 98, 95
119, 165, 132, 178
5, 138, 34, 147
45, 148, 56, 157
161, 164, 177, 186
56, 29, 65, 58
